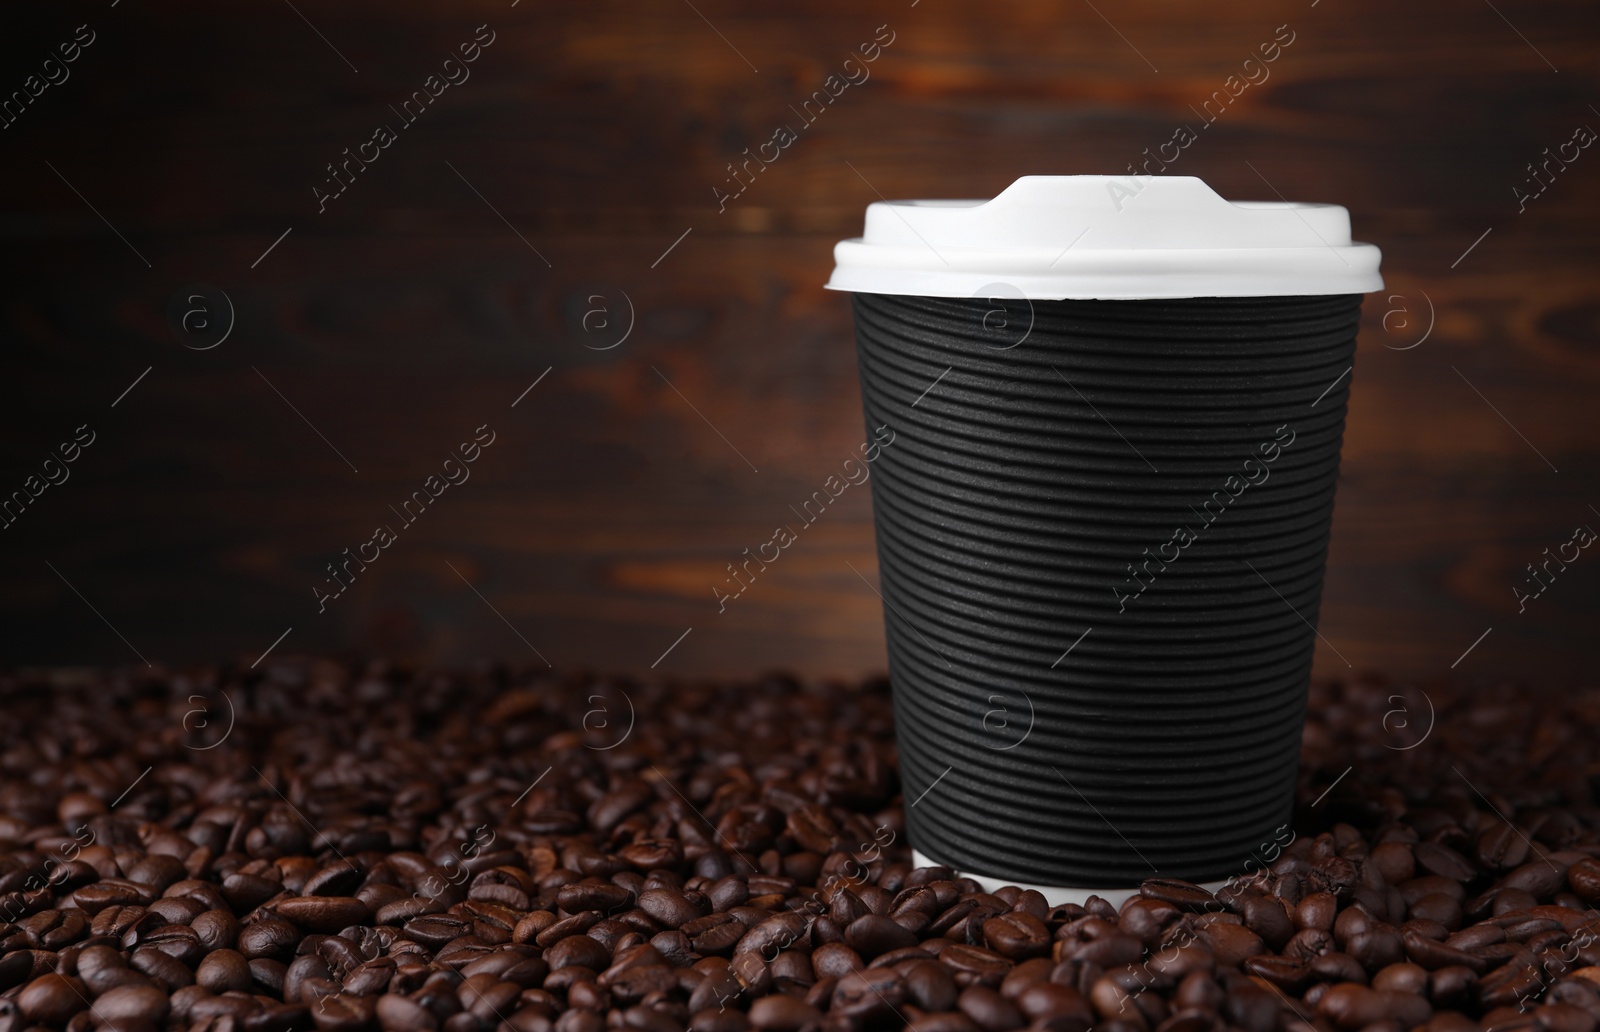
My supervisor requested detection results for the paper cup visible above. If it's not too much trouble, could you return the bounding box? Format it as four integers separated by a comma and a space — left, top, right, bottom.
826, 176, 1382, 903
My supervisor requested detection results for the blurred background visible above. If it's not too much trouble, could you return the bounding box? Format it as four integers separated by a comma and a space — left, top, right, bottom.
0, 0, 1595, 680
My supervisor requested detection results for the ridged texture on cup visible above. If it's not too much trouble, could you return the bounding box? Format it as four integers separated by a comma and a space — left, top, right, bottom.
851, 291, 1365, 886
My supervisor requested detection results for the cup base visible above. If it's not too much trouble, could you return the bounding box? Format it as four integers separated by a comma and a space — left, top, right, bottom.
910, 850, 1230, 909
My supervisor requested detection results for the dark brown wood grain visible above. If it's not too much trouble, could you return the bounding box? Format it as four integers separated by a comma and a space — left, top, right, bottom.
0, 0, 1596, 680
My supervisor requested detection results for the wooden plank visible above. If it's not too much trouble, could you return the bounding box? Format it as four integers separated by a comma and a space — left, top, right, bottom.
0, 0, 1596, 679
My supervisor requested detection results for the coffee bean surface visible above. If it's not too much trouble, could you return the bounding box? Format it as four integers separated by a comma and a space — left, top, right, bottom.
0, 666, 1595, 1031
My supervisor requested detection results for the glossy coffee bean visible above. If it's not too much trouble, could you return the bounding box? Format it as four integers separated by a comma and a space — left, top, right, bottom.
958, 986, 1025, 1032
196, 948, 252, 993
17, 974, 88, 1025
748, 994, 822, 1031
845, 914, 918, 958
981, 913, 1051, 960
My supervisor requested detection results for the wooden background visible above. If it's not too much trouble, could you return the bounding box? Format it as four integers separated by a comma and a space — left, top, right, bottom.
1, 0, 1596, 681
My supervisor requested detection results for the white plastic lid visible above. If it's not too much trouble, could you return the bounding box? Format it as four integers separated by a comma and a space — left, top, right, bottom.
826, 175, 1383, 300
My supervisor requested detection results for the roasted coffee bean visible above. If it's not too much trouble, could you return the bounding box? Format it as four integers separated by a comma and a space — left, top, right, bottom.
166, 879, 231, 912
547, 933, 612, 971
1480, 960, 1545, 1008
1243, 954, 1311, 992
91, 904, 151, 941
1403, 929, 1489, 973
1368, 843, 1416, 885
1347, 926, 1405, 969
17, 973, 88, 1024
559, 882, 633, 915
941, 945, 1013, 988
1428, 964, 1478, 1006
870, 944, 932, 970
1311, 856, 1361, 898
1310, 950, 1367, 984
318, 932, 368, 974
748, 994, 822, 1031
923, 899, 977, 940
786, 808, 842, 855
461, 973, 522, 1020
636, 888, 699, 927
0, 950, 32, 992
1169, 969, 1221, 1013
619, 837, 683, 871
1118, 898, 1180, 947
379, 897, 441, 926
193, 907, 241, 950
148, 894, 206, 926
1414, 844, 1477, 883
845, 913, 917, 957
1222, 979, 1279, 1032
406, 914, 473, 949
376, 993, 440, 1031
685, 912, 745, 955
1371, 961, 1428, 994
222, 870, 282, 912
687, 1011, 747, 1032
126, 854, 187, 891
1138, 880, 1216, 912
766, 950, 812, 989
298, 861, 362, 898
251, 956, 289, 995
1240, 894, 1295, 950
908, 1013, 982, 1032
73, 880, 154, 914
1318, 983, 1432, 1028
533, 910, 595, 948
144, 922, 206, 966
1536, 1003, 1599, 1032
1568, 859, 1600, 903
1503, 861, 1568, 900
811, 942, 863, 980
959, 986, 1024, 1032
1198, 921, 1265, 966
1015, 982, 1093, 1028
832, 967, 907, 1019
736, 913, 809, 958
276, 896, 374, 933
981, 913, 1050, 960
588, 785, 655, 834
94, 982, 172, 1025
886, 886, 936, 922
1506, 916, 1564, 942
1494, 887, 1542, 915
1333, 904, 1374, 946
1284, 928, 1334, 963
130, 945, 195, 989
1296, 890, 1338, 932
1410, 892, 1463, 929
730, 949, 775, 998
997, 958, 1051, 1000
905, 959, 959, 1012
1405, 918, 1450, 945
1477, 825, 1533, 872
197, 948, 253, 993
688, 965, 743, 1013
237, 916, 301, 959
1147, 943, 1213, 980
313, 992, 377, 1030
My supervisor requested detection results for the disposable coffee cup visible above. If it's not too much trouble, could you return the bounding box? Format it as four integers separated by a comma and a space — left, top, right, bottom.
826, 176, 1382, 906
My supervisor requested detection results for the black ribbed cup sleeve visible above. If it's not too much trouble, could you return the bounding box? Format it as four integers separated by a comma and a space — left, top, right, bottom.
850, 291, 1364, 886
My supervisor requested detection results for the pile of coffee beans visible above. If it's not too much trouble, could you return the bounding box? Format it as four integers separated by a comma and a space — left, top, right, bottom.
0, 662, 1597, 1032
